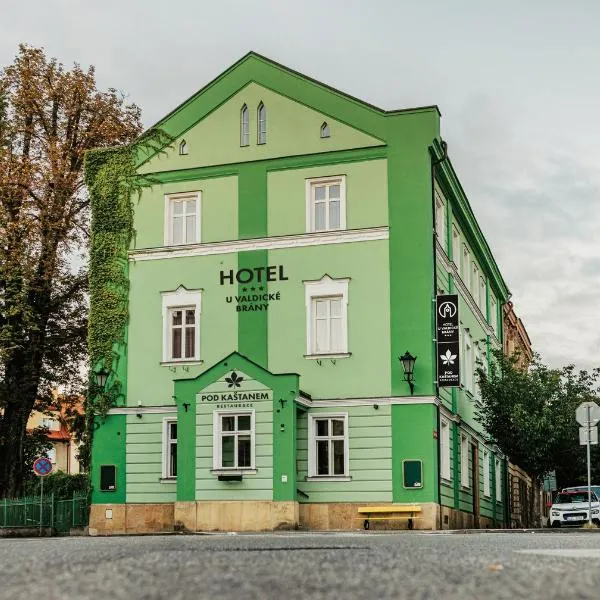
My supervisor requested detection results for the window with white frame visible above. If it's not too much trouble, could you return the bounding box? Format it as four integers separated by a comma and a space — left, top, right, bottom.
306, 176, 346, 233
41, 417, 59, 431
257, 102, 266, 144
440, 419, 451, 481
162, 419, 177, 479
213, 411, 255, 471
435, 190, 447, 247
240, 104, 249, 146
464, 329, 474, 394
304, 275, 349, 357
320, 122, 330, 138
162, 288, 201, 363
479, 276, 486, 312
495, 457, 502, 500
483, 449, 491, 497
165, 193, 200, 246
178, 139, 188, 155
462, 245, 471, 288
490, 296, 498, 333
460, 434, 469, 488
452, 225, 461, 266
472, 262, 479, 303
474, 345, 483, 401
309, 414, 348, 477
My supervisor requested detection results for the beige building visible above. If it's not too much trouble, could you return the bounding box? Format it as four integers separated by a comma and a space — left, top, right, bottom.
503, 301, 533, 370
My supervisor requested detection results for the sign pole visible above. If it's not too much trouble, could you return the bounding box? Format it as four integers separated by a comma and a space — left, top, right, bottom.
39, 475, 44, 536
588, 405, 592, 526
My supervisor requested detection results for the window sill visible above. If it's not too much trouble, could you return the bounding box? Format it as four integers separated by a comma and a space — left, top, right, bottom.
441, 477, 452, 485
305, 476, 351, 482
160, 360, 204, 367
210, 469, 257, 476
460, 485, 471, 491
304, 353, 351, 360
159, 477, 177, 484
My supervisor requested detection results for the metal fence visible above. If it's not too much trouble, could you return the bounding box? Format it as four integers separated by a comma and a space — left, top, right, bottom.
0, 494, 89, 533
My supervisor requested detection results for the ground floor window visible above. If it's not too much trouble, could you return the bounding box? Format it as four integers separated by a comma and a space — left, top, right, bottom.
483, 449, 491, 497
440, 418, 451, 481
213, 411, 255, 470
308, 414, 348, 477
460, 434, 469, 488
162, 419, 177, 479
495, 457, 502, 500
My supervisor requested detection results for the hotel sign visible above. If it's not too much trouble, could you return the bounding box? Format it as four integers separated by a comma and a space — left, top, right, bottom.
436, 294, 460, 388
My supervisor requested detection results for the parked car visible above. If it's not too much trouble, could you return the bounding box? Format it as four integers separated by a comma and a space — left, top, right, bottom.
549, 490, 600, 527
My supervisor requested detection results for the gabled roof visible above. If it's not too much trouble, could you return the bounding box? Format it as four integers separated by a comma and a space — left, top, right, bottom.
137, 52, 440, 167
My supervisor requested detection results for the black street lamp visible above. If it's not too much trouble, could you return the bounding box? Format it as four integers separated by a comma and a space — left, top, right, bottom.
95, 367, 109, 389
399, 351, 417, 395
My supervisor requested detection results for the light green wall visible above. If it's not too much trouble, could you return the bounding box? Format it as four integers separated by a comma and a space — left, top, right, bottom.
133, 176, 238, 250
140, 83, 383, 175
195, 371, 273, 500
267, 240, 391, 399
127, 254, 238, 406
296, 404, 392, 503
126, 412, 177, 503
267, 159, 388, 237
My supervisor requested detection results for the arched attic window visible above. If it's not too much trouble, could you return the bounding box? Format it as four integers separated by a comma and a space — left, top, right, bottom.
320, 122, 330, 138
240, 104, 249, 147
179, 139, 188, 155
257, 102, 267, 145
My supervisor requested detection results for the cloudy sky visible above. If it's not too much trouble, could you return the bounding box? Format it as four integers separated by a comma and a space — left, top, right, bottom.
2, 0, 599, 370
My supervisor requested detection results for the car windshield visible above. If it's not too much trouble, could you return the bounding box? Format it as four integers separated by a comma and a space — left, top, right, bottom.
564, 486, 600, 498
555, 492, 598, 504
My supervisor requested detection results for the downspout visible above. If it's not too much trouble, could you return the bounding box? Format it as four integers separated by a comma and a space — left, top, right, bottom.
430, 140, 448, 524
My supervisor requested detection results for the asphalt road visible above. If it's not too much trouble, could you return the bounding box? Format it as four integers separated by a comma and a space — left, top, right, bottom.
2, 531, 600, 600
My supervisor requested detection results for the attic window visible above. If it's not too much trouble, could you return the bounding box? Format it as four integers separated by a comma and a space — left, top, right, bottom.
320, 122, 330, 138
240, 104, 249, 147
179, 140, 188, 155
257, 102, 267, 145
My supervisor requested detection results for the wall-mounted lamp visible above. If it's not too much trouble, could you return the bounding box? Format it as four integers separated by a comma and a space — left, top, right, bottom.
94, 367, 109, 388
399, 351, 417, 395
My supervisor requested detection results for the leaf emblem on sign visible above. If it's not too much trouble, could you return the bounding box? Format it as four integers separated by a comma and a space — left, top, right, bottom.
441, 350, 457, 365
225, 371, 244, 388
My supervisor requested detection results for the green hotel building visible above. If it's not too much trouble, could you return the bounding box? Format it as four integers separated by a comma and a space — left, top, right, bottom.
87, 53, 510, 534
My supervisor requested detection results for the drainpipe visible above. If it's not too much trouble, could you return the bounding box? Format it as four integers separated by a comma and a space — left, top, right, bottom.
430, 140, 448, 524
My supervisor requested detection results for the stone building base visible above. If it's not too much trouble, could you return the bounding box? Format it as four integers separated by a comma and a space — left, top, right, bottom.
89, 503, 174, 536
439, 505, 503, 530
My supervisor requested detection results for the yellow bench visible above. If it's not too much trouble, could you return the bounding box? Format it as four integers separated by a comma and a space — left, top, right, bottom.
357, 505, 422, 530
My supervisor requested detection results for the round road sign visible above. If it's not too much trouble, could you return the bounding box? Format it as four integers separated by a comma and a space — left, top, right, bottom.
33, 457, 53, 477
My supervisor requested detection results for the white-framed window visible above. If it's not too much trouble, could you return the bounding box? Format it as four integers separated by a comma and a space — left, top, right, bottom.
162, 288, 202, 363
305, 175, 346, 233
440, 418, 451, 481
452, 225, 461, 266
490, 296, 498, 333
212, 410, 255, 471
435, 189, 447, 248
304, 275, 349, 357
483, 449, 491, 497
240, 104, 249, 146
479, 276, 486, 312
178, 139, 188, 155
41, 417, 59, 431
495, 457, 502, 500
462, 245, 471, 288
308, 413, 349, 478
257, 102, 266, 144
472, 263, 479, 302
164, 192, 200, 246
464, 329, 474, 394
460, 434, 469, 488
320, 122, 330, 138
162, 419, 177, 479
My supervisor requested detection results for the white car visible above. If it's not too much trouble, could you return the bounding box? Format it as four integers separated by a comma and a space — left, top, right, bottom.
549, 490, 600, 527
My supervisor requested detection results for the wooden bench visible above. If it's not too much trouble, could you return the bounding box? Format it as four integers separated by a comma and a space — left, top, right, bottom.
357, 505, 422, 530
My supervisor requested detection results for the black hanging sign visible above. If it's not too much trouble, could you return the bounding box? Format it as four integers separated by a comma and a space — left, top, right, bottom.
436, 294, 460, 387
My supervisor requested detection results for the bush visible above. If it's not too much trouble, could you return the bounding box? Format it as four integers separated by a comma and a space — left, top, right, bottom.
23, 472, 90, 499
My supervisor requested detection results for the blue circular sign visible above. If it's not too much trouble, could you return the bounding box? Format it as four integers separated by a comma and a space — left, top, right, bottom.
33, 457, 53, 477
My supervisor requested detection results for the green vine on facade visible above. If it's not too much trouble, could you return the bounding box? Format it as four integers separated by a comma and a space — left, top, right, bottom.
81, 130, 171, 466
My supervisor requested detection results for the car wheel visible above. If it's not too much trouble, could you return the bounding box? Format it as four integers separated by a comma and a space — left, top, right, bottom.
551, 520, 561, 528
593, 519, 600, 528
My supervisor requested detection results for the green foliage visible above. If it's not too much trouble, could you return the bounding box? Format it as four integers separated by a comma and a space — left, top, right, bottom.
81, 130, 171, 468
23, 472, 90, 499
477, 349, 600, 484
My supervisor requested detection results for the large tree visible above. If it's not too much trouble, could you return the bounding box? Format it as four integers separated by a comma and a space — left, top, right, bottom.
0, 45, 142, 497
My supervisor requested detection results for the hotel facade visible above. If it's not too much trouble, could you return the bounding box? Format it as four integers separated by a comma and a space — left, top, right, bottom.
88, 53, 510, 534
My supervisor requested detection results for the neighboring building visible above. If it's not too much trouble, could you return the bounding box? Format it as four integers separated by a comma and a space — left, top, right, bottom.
88, 53, 511, 535
503, 301, 533, 370
27, 403, 82, 474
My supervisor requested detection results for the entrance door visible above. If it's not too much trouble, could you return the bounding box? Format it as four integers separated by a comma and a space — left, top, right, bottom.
471, 443, 480, 528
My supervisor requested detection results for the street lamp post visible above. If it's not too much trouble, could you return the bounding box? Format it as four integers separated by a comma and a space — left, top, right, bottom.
399, 351, 417, 395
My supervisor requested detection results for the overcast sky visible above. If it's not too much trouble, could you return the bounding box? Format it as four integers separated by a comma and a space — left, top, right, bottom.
2, 0, 599, 370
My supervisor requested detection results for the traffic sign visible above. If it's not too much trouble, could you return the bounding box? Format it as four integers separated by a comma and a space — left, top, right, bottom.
579, 426, 598, 446
33, 457, 53, 477
575, 401, 600, 427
